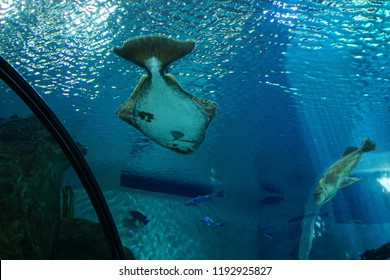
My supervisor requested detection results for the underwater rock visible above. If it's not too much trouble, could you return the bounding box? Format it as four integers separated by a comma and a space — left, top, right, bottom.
0, 116, 135, 259
0, 116, 71, 259
360, 241, 390, 260
114, 35, 218, 154
51, 218, 135, 260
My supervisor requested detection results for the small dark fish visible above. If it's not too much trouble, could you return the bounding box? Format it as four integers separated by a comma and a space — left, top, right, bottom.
287, 212, 328, 224
200, 216, 225, 227
261, 183, 284, 196
258, 227, 274, 238
184, 190, 224, 206
260, 195, 284, 205
129, 210, 149, 225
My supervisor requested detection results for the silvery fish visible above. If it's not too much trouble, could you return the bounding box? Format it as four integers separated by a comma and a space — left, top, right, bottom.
183, 190, 224, 206
200, 216, 225, 227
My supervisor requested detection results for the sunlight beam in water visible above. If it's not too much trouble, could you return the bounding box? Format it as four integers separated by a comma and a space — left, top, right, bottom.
354, 152, 390, 174
377, 175, 390, 193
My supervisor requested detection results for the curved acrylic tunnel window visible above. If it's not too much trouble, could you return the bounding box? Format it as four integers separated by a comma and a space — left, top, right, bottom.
0, 77, 132, 259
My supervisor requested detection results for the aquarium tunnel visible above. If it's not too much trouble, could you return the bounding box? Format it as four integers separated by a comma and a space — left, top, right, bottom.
1, 0, 390, 260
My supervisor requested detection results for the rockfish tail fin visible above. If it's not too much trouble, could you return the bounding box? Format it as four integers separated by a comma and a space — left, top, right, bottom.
360, 138, 376, 153
113, 35, 195, 71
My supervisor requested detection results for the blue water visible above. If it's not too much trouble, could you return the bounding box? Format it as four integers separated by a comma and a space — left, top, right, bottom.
1, 0, 390, 259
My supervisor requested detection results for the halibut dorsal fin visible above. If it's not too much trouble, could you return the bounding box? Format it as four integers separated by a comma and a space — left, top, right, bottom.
341, 177, 360, 188
343, 147, 358, 156
113, 35, 195, 71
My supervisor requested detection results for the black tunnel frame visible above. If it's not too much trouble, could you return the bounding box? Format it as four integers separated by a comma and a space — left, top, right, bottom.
0, 55, 126, 260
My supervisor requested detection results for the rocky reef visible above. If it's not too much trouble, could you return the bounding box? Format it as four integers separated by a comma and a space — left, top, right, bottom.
0, 116, 133, 259
360, 241, 390, 260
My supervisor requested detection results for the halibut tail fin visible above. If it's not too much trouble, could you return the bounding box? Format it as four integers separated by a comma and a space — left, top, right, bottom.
360, 138, 376, 153
114, 35, 195, 71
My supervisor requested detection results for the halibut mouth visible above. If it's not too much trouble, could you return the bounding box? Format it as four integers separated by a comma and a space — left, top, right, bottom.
114, 35, 218, 155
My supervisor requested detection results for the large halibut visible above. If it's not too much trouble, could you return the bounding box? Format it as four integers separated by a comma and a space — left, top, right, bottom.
114, 35, 218, 154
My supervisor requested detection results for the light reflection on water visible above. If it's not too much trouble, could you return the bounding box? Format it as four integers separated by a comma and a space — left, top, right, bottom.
3, 0, 388, 105
1, 1, 121, 100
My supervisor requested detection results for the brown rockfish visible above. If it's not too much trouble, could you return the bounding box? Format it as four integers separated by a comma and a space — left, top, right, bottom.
314, 138, 376, 206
